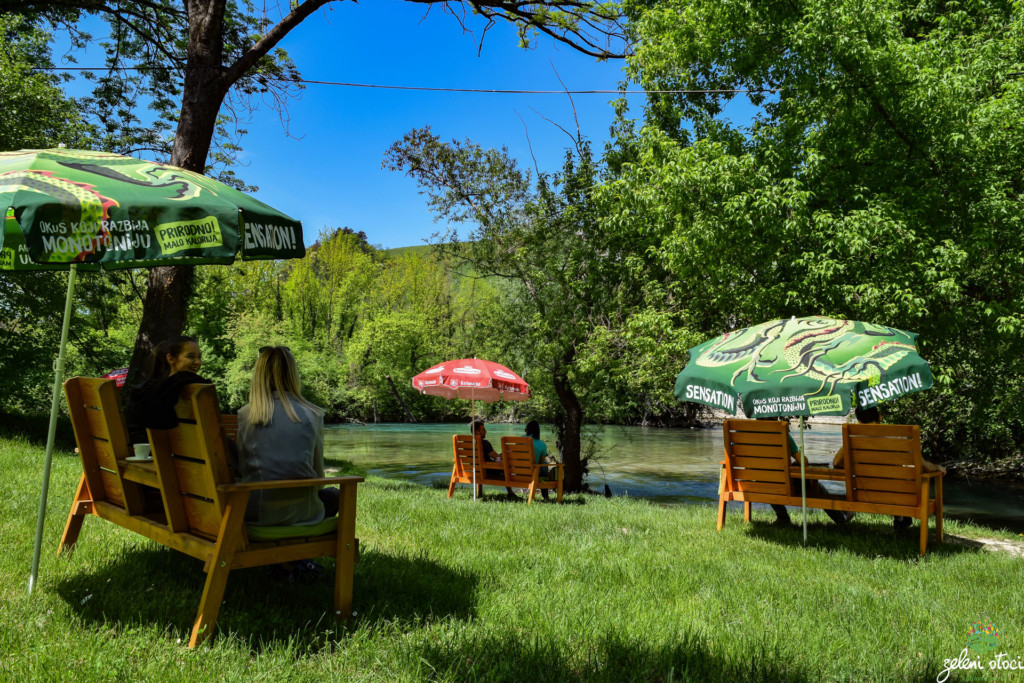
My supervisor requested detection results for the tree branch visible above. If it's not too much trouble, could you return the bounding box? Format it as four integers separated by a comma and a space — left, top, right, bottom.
224, 0, 333, 84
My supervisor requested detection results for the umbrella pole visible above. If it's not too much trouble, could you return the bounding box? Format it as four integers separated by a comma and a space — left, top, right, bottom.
471, 398, 477, 501
29, 263, 77, 594
799, 415, 807, 544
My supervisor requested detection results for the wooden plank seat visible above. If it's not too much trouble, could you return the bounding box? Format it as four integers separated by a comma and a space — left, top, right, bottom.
59, 377, 364, 646
717, 418, 943, 555
446, 434, 563, 503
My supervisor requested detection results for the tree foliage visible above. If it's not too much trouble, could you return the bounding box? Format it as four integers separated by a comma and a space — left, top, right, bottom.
615, 0, 1024, 461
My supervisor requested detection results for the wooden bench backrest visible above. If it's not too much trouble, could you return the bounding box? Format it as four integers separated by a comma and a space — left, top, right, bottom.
722, 419, 793, 497
500, 437, 536, 484
219, 413, 238, 442
452, 434, 489, 481
149, 384, 233, 541
64, 377, 136, 511
843, 423, 923, 507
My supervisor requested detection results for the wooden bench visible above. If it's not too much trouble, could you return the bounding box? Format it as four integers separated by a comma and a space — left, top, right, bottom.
59, 377, 364, 646
717, 419, 943, 554
447, 434, 563, 503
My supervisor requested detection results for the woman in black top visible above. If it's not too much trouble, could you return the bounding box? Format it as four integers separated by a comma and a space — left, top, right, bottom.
123, 335, 210, 443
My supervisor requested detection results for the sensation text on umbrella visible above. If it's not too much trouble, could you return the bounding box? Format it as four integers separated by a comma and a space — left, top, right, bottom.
682, 385, 736, 412
857, 372, 926, 407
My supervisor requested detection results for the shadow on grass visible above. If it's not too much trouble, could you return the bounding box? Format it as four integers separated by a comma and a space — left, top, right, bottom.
54, 544, 476, 650
440, 488, 587, 505
737, 515, 973, 560
0, 411, 76, 451
407, 628, 934, 682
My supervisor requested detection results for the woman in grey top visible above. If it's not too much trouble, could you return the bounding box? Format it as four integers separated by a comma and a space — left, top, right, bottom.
237, 346, 338, 526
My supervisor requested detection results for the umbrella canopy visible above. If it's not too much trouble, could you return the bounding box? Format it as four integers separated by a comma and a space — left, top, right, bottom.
1, 149, 305, 594
412, 358, 531, 403
674, 316, 933, 418
102, 367, 129, 388
0, 148, 302, 266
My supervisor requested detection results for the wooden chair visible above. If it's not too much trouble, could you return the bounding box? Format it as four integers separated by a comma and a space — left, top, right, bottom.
842, 423, 943, 555
500, 436, 564, 503
447, 434, 491, 497
60, 376, 149, 532
60, 377, 364, 646
717, 419, 794, 529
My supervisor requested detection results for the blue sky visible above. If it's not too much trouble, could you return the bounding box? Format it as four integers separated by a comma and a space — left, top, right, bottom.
56, 3, 760, 250
218, 2, 631, 249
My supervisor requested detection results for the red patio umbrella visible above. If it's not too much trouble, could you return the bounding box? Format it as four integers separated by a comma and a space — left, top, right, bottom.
412, 358, 531, 403
411, 358, 531, 499
102, 367, 129, 389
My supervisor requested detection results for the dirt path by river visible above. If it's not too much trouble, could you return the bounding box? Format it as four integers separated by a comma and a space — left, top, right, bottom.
948, 534, 1024, 557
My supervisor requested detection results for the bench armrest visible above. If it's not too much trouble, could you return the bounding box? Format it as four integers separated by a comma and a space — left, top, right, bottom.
218, 475, 364, 492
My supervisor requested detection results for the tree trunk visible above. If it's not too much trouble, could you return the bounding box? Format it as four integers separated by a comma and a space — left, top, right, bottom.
385, 375, 417, 423
552, 371, 584, 491
126, 265, 194, 385
128, 0, 230, 379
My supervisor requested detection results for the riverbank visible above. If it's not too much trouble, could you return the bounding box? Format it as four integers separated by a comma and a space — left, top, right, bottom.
3, 434, 1023, 681
946, 454, 1024, 482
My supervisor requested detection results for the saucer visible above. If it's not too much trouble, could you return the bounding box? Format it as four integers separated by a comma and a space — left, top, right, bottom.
124, 455, 154, 463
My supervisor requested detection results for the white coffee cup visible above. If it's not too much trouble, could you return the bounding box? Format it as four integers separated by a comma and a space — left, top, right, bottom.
132, 443, 151, 459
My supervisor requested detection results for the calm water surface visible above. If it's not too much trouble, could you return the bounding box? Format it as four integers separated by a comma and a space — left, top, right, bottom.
324, 422, 1024, 533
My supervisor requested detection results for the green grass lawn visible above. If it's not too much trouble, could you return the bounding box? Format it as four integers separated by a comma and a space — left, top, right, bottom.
2, 432, 1022, 682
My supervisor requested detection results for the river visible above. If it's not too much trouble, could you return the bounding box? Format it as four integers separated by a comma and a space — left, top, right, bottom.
324, 422, 1024, 534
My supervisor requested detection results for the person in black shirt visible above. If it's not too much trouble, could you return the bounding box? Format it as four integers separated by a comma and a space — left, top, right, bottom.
123, 335, 211, 444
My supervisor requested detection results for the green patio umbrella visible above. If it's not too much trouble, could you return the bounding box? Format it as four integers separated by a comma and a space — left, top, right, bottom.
674, 316, 933, 540
0, 148, 305, 593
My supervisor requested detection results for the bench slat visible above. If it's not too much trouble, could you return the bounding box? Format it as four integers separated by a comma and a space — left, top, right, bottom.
731, 455, 788, 471
848, 445, 916, 465
733, 480, 792, 495
853, 476, 919, 494
852, 490, 919, 507
850, 463, 919, 480
730, 466, 790, 484
730, 443, 789, 458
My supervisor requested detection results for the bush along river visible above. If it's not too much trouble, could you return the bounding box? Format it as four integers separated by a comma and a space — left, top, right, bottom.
323, 422, 1024, 534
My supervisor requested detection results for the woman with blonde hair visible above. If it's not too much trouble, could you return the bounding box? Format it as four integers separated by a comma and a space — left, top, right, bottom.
237, 346, 338, 531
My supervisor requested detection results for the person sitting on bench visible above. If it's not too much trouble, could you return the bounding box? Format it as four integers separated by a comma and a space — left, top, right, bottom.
237, 346, 339, 529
